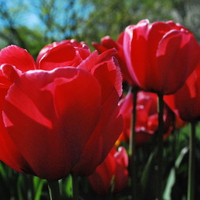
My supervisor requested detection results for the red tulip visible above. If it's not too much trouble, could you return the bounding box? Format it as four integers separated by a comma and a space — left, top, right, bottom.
88, 146, 128, 195
164, 61, 200, 122
92, 34, 134, 85
118, 91, 174, 145
36, 39, 90, 65
0, 41, 123, 180
123, 19, 200, 94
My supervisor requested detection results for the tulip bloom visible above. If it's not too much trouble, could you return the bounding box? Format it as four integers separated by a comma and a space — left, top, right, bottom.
118, 91, 174, 145
92, 34, 134, 86
0, 41, 123, 180
36, 39, 90, 64
123, 19, 200, 94
164, 61, 200, 122
88, 146, 129, 195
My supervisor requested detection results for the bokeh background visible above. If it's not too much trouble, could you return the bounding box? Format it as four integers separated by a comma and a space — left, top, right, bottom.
0, 0, 200, 57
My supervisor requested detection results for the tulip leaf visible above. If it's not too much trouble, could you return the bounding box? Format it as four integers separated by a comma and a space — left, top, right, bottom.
163, 147, 188, 200
140, 152, 155, 188
17, 175, 24, 200
0, 162, 6, 180
65, 174, 73, 197
139, 150, 158, 200
34, 177, 46, 200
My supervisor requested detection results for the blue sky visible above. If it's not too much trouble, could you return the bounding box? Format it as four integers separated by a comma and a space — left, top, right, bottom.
5, 0, 40, 28
3, 0, 92, 30
0, 0, 94, 43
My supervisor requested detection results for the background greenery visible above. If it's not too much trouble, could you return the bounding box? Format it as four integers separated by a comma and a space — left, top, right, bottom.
0, 0, 200, 57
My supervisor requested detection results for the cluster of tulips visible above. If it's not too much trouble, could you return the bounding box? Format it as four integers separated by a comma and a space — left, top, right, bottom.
0, 19, 200, 200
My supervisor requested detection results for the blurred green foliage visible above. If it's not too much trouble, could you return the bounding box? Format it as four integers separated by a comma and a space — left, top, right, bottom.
0, 0, 200, 56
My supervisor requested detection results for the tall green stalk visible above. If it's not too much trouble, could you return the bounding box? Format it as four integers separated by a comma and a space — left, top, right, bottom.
156, 93, 164, 200
47, 180, 60, 200
129, 88, 138, 200
72, 174, 79, 200
187, 121, 196, 200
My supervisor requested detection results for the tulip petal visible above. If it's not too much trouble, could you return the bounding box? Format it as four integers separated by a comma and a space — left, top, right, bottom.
72, 56, 123, 175
1, 64, 22, 84
0, 45, 36, 72
101, 36, 119, 49
157, 30, 200, 94
0, 69, 13, 89
123, 23, 149, 89
92, 42, 109, 53
3, 67, 102, 180
72, 86, 123, 175
0, 88, 33, 174
39, 44, 83, 70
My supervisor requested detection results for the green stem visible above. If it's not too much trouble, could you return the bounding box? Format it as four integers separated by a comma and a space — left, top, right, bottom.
156, 93, 164, 200
47, 180, 60, 200
187, 121, 196, 200
129, 88, 138, 200
72, 174, 79, 200
28, 175, 34, 200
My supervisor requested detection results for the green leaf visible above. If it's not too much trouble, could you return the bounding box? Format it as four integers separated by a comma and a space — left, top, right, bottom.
163, 147, 188, 200
65, 174, 73, 197
34, 177, 46, 200
140, 152, 155, 189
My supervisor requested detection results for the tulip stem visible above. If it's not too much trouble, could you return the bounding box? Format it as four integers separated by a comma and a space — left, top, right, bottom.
156, 93, 164, 200
47, 180, 60, 200
72, 174, 79, 200
187, 121, 196, 200
129, 87, 138, 200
